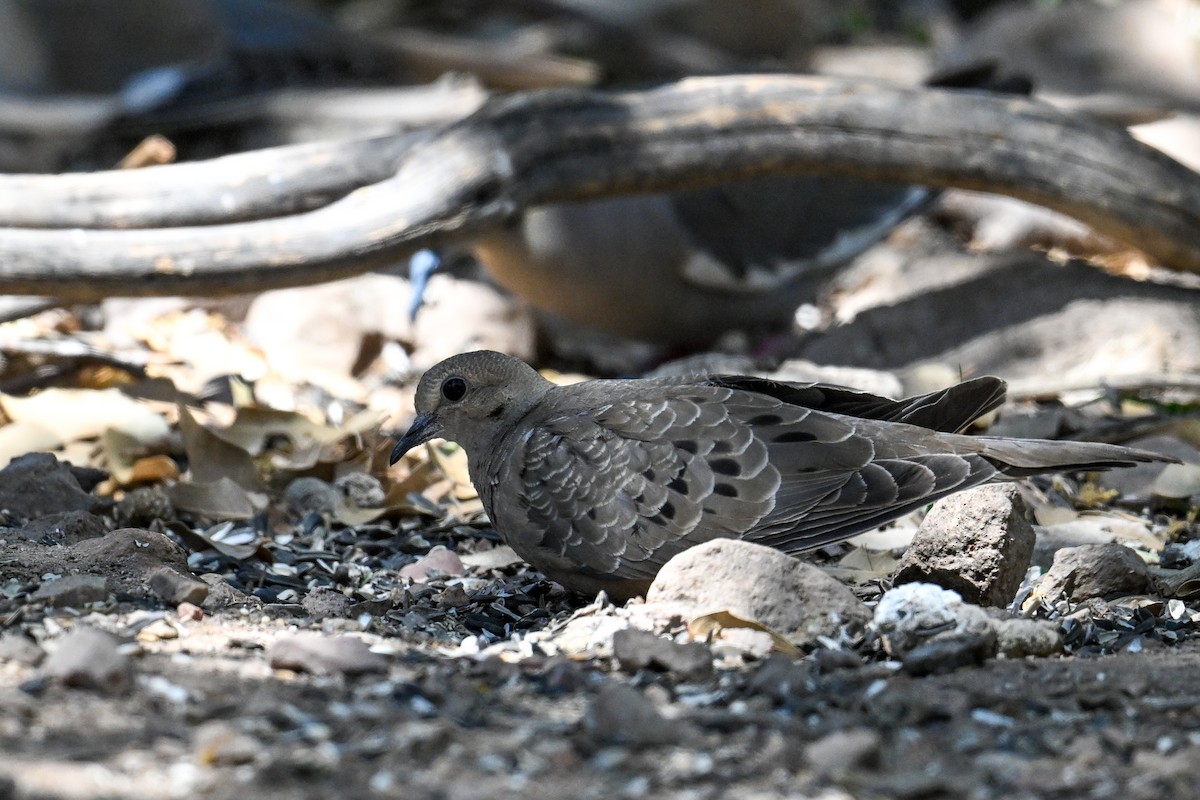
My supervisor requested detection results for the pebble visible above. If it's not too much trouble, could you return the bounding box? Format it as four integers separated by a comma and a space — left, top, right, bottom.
30, 574, 109, 608
268, 633, 388, 676
804, 728, 882, 776
1039, 543, 1152, 602
583, 684, 680, 749
41, 627, 132, 693
612, 629, 713, 681
301, 587, 354, 620
399, 547, 466, 582
147, 566, 210, 606
194, 720, 260, 766
177, 602, 204, 621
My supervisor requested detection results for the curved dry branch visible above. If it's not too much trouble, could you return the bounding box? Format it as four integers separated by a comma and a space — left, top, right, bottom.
0, 74, 1197, 300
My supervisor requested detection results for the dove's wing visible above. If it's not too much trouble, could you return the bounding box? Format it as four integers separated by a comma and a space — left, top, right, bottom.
704, 375, 1007, 433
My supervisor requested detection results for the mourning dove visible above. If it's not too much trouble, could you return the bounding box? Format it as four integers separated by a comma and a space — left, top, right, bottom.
471, 176, 929, 343
390, 351, 1170, 600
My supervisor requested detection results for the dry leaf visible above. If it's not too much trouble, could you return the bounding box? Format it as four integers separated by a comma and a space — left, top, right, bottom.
0, 387, 168, 443
166, 477, 262, 520
177, 406, 265, 492
687, 610, 802, 657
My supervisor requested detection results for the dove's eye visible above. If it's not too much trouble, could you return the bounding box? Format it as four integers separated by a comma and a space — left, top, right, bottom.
441, 377, 468, 402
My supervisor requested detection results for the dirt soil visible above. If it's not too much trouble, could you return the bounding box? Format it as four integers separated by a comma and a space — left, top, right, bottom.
3, 526, 1200, 800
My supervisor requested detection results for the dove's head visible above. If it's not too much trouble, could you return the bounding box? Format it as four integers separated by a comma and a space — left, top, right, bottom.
390, 351, 551, 463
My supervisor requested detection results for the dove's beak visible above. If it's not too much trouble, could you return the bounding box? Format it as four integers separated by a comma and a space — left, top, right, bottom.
390, 412, 442, 464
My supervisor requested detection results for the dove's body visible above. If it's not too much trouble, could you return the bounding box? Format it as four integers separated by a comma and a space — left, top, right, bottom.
392, 351, 1167, 600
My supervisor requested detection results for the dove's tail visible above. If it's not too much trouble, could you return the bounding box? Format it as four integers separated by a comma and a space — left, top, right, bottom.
973, 437, 1176, 478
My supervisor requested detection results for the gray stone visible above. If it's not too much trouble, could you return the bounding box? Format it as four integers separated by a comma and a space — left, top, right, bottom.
301, 587, 354, 620
200, 573, 256, 610
901, 632, 995, 676
282, 477, 338, 518
872, 582, 993, 657
31, 574, 108, 608
991, 617, 1063, 658
0, 453, 102, 520
147, 566, 209, 606
612, 629, 712, 682
584, 684, 679, 748
893, 484, 1035, 606
645, 539, 870, 646
41, 627, 131, 693
804, 728, 882, 776
268, 633, 387, 676
1039, 543, 1152, 602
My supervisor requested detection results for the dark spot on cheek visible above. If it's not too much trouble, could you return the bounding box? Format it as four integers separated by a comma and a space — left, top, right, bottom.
488, 404, 507, 419
714, 483, 738, 497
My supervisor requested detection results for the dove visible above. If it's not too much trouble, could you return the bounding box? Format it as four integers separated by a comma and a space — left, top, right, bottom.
390, 351, 1169, 600
470, 175, 929, 343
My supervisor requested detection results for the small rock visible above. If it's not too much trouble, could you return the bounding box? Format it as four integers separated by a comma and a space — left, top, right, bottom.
583, 684, 679, 748
176, 602, 204, 621
268, 633, 388, 676
399, 546, 466, 582
813, 648, 862, 673
1039, 543, 1151, 602
282, 477, 339, 518
1032, 519, 1136, 570
199, 574, 255, 610
302, 587, 354, 620
0, 453, 104, 519
893, 484, 1035, 606
334, 472, 386, 508
645, 539, 870, 645
432, 585, 471, 608
194, 720, 260, 766
901, 632, 995, 676
991, 617, 1063, 658
391, 720, 458, 762
0, 633, 44, 666
30, 574, 109, 608
147, 566, 210, 606
116, 486, 174, 527
137, 619, 180, 642
804, 728, 881, 776
612, 629, 713, 681
746, 654, 811, 704
872, 582, 992, 657
41, 627, 131, 693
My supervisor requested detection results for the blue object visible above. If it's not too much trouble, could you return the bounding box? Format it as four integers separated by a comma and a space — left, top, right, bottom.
407, 249, 441, 322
